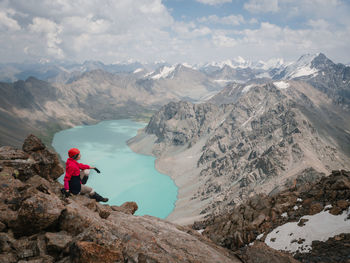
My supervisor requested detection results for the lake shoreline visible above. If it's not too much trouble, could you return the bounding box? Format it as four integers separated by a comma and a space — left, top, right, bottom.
128, 130, 209, 226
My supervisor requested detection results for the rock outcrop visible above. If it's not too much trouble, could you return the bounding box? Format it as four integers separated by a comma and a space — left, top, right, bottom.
0, 135, 240, 263
294, 233, 350, 263
238, 242, 300, 263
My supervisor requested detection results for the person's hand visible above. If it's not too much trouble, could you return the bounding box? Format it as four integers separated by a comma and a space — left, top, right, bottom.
94, 167, 101, 173
64, 190, 71, 198
61, 188, 71, 198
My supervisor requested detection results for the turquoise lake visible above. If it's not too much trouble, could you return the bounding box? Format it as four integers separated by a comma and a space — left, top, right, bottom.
52, 119, 178, 219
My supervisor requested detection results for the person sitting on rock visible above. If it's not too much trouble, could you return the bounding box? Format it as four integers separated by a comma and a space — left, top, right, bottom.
62, 148, 108, 202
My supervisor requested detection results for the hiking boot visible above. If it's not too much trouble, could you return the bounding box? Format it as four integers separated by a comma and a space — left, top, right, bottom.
91, 192, 109, 202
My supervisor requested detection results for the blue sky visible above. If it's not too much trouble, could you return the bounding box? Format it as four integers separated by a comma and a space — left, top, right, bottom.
0, 0, 349, 64
165, 0, 302, 29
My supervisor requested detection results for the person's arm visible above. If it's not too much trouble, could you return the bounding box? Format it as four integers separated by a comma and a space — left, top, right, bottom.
63, 166, 72, 190
64, 180, 69, 191
78, 163, 91, 170
77, 163, 99, 173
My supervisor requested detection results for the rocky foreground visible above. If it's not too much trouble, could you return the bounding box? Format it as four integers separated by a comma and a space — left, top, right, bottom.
1, 135, 349, 263
0, 135, 240, 263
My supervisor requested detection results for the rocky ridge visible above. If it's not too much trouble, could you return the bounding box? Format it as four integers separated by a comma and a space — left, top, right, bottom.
273, 53, 350, 109
130, 79, 350, 223
0, 135, 241, 263
192, 170, 350, 263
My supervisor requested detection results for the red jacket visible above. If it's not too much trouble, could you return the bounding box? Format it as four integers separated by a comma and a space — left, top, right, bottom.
64, 158, 90, 190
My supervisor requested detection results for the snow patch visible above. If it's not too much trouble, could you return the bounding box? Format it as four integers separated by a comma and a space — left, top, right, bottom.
256, 72, 271, 78
203, 57, 284, 70
274, 81, 290, 89
242, 84, 254, 93
182, 62, 193, 69
256, 233, 264, 240
290, 66, 318, 78
240, 105, 264, 128
281, 212, 288, 218
197, 229, 205, 234
265, 209, 350, 254
324, 204, 332, 209
144, 71, 154, 78
214, 79, 234, 84
200, 91, 220, 102
133, 68, 144, 74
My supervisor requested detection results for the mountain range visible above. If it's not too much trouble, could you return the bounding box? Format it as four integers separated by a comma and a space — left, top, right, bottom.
1, 53, 349, 148
0, 54, 309, 84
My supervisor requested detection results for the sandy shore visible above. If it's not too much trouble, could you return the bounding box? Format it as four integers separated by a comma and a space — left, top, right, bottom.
128, 130, 210, 225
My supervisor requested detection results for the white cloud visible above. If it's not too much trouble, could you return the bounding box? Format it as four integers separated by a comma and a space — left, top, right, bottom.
249, 18, 259, 24
29, 17, 64, 58
233, 21, 350, 61
0, 0, 175, 63
195, 0, 232, 6
62, 16, 111, 34
173, 21, 211, 38
0, 0, 349, 64
307, 19, 330, 30
0, 10, 21, 31
244, 0, 279, 13
212, 32, 237, 47
198, 15, 245, 26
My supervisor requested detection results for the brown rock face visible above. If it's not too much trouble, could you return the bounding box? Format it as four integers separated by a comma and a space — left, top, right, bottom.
294, 233, 350, 263
111, 202, 138, 215
0, 135, 64, 181
118, 201, 139, 215
239, 242, 300, 263
309, 202, 323, 215
22, 134, 46, 153
0, 146, 29, 160
12, 192, 65, 237
45, 231, 72, 256
29, 148, 64, 180
70, 241, 123, 263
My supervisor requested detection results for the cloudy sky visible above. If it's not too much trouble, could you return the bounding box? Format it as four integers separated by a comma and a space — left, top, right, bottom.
0, 0, 349, 64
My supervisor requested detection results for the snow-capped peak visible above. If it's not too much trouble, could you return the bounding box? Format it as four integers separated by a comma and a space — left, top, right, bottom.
202, 57, 285, 71
297, 53, 320, 64
260, 58, 285, 70
278, 53, 320, 79
150, 65, 176, 80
